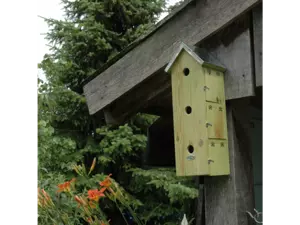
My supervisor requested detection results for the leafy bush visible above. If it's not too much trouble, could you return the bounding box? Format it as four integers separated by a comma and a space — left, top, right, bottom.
38, 0, 198, 224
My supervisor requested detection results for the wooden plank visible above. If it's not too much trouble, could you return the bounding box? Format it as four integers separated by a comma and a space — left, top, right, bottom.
199, 15, 255, 100
83, 0, 261, 115
252, 4, 263, 86
204, 100, 255, 225
196, 181, 205, 225
171, 50, 209, 176
101, 68, 170, 125
207, 140, 230, 176
204, 69, 226, 104
102, 15, 257, 126
206, 102, 227, 140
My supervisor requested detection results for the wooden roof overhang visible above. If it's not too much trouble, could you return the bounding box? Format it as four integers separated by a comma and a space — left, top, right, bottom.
83, 0, 262, 125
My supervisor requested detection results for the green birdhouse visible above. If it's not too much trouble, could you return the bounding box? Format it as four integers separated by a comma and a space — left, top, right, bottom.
165, 42, 230, 176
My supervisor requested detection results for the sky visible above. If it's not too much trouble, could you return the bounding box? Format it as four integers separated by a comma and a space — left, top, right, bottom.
37, 0, 180, 81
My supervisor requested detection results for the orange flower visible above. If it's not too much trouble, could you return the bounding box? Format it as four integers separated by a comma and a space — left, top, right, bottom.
99, 174, 112, 187
57, 181, 70, 193
87, 189, 105, 201
99, 187, 107, 193
57, 178, 75, 193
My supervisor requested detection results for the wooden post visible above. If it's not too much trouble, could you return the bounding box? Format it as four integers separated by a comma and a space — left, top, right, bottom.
196, 177, 205, 225
204, 99, 255, 225
252, 3, 262, 87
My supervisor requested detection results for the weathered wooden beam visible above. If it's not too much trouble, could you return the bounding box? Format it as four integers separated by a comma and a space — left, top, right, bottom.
83, 0, 261, 115
101, 14, 256, 125
252, 3, 263, 87
204, 99, 255, 225
103, 108, 123, 126
101, 68, 170, 125
196, 179, 205, 225
199, 14, 255, 100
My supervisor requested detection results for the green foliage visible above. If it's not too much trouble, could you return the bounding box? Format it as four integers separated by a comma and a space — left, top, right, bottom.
128, 168, 198, 224
130, 168, 198, 203
96, 124, 147, 166
38, 165, 139, 225
40, 0, 167, 92
38, 0, 197, 224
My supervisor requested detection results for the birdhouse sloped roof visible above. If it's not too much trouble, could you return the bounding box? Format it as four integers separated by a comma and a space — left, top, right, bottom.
165, 42, 226, 73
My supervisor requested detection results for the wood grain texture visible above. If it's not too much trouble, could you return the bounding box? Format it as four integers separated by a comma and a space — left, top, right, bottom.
206, 102, 227, 140
204, 100, 255, 225
196, 182, 205, 225
252, 4, 263, 86
83, 0, 261, 115
171, 50, 230, 176
208, 140, 230, 176
171, 51, 209, 176
101, 15, 257, 125
101, 68, 170, 125
199, 15, 255, 100
203, 67, 230, 176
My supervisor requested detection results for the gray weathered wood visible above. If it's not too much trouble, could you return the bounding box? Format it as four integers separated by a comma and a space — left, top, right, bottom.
103, 108, 122, 125
102, 15, 255, 124
252, 4, 262, 87
199, 15, 255, 100
196, 181, 205, 225
101, 68, 171, 125
204, 100, 255, 225
83, 0, 261, 115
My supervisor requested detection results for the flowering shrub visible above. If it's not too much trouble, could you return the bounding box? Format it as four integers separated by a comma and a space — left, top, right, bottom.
38, 159, 144, 225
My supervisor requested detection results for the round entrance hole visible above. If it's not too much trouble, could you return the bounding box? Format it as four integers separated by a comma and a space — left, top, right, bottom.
183, 68, 190, 76
185, 106, 192, 114
187, 145, 194, 153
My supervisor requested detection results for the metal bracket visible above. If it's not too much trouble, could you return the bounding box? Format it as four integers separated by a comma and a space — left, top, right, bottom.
206, 122, 212, 127
208, 159, 214, 164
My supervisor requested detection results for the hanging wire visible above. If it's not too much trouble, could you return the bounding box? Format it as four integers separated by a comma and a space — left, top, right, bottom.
246, 208, 263, 224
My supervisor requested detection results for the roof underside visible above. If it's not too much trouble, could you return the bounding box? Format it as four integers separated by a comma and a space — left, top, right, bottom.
83, 0, 262, 119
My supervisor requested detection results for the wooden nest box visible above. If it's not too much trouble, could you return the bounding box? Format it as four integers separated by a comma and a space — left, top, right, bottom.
165, 42, 230, 176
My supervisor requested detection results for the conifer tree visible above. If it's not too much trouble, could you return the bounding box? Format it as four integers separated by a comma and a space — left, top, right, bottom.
38, 1, 198, 224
